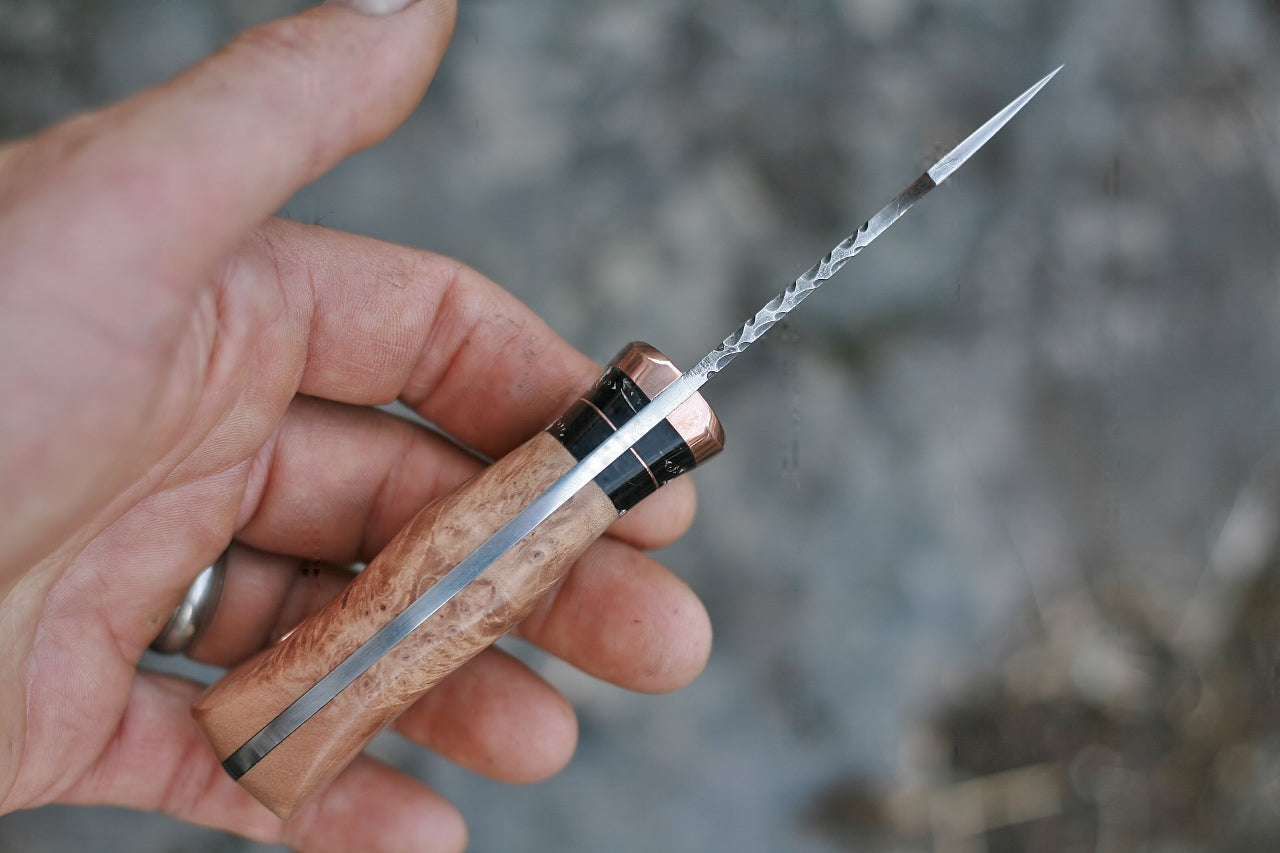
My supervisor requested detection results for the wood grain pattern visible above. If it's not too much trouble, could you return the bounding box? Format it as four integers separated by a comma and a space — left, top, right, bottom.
193, 432, 618, 818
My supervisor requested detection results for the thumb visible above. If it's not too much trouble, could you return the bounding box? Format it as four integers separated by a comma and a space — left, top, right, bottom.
0, 0, 455, 578
117, 0, 456, 268
160, 0, 458, 242
11, 0, 456, 284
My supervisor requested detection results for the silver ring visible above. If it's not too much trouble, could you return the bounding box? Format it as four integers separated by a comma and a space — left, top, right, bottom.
150, 549, 228, 654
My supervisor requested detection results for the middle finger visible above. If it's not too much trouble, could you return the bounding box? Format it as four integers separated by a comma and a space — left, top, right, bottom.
234, 395, 698, 564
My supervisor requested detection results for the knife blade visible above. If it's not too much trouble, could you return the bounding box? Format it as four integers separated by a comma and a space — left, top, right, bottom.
195, 66, 1061, 818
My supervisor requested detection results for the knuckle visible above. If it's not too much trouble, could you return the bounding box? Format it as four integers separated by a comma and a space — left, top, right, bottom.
233, 14, 329, 70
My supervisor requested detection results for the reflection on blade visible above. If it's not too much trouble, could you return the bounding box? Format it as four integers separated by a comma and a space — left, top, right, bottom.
928, 66, 1063, 185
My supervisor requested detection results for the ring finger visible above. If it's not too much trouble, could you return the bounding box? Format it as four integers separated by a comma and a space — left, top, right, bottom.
184, 543, 355, 667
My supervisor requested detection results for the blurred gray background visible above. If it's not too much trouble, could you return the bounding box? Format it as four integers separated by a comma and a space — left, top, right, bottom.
3, 1, 1280, 850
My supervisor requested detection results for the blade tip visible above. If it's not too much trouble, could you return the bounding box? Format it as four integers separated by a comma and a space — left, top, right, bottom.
924, 66, 1062, 185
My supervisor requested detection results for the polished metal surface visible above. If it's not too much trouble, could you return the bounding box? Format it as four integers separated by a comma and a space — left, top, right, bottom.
927, 66, 1062, 185
225, 68, 1059, 779
150, 552, 227, 655
608, 342, 725, 464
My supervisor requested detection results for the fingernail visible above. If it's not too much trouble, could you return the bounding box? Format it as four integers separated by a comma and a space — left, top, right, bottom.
326, 0, 418, 14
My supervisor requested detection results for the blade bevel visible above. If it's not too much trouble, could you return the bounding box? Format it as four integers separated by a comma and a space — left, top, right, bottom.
928, 65, 1062, 185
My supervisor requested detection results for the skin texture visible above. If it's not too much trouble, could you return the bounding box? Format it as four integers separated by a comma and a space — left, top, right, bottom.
0, 3, 711, 851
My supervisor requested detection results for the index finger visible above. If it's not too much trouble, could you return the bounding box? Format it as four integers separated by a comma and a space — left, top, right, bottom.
252, 217, 602, 457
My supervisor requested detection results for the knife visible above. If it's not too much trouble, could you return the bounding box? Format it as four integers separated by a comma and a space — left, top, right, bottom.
194, 66, 1061, 818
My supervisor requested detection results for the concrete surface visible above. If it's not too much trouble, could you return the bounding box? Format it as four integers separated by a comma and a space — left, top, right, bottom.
2, 1, 1279, 850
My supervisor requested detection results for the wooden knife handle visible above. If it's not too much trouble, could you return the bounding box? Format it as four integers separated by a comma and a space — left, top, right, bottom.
193, 342, 723, 818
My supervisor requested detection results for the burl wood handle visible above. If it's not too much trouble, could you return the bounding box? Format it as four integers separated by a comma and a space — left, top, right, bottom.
193, 343, 723, 819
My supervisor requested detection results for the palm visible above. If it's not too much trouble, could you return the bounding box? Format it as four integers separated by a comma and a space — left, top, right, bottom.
6, 224, 293, 810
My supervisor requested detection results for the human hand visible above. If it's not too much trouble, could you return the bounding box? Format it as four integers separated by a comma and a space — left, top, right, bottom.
0, 2, 711, 850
